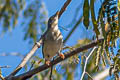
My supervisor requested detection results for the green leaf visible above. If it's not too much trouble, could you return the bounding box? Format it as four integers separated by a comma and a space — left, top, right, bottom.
0, 68, 1, 75
24, 64, 28, 71
90, 0, 100, 37
83, 0, 89, 29
67, 73, 73, 80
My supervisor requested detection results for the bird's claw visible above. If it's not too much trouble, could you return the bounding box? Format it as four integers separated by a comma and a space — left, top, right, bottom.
59, 53, 65, 59
45, 60, 50, 66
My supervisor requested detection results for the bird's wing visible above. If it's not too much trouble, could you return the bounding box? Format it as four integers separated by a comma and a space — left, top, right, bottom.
41, 30, 48, 58
42, 36, 45, 58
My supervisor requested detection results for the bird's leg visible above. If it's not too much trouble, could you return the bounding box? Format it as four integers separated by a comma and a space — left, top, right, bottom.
59, 46, 75, 59
49, 58, 54, 80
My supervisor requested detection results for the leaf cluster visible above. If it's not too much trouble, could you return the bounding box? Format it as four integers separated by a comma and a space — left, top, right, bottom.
0, 0, 48, 42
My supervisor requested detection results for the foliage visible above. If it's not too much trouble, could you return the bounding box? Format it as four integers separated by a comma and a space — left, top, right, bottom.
0, 0, 19, 31
96, 0, 120, 79
1, 0, 120, 80
83, 0, 89, 28
23, 0, 48, 42
83, 0, 120, 79
0, 0, 48, 42
82, 0, 120, 79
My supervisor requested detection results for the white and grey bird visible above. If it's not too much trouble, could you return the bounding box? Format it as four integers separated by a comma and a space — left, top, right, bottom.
42, 11, 64, 65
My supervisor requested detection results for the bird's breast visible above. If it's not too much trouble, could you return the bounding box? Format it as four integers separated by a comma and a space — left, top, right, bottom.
43, 25, 63, 60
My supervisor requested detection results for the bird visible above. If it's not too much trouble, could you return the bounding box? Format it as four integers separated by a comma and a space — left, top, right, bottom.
42, 11, 65, 65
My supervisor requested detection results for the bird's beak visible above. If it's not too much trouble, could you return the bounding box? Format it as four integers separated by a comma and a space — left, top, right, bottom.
55, 11, 59, 17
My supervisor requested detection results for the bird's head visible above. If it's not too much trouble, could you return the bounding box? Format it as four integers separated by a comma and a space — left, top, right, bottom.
48, 11, 59, 28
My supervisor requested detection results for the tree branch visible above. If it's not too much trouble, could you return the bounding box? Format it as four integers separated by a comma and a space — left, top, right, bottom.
7, 38, 104, 80
0, 75, 5, 80
80, 47, 97, 80
59, 0, 72, 18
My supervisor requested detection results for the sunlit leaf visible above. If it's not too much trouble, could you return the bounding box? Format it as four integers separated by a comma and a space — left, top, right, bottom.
76, 38, 91, 48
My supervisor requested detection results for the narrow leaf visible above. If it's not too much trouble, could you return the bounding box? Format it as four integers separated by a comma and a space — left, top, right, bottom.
83, 0, 89, 29
90, 0, 100, 37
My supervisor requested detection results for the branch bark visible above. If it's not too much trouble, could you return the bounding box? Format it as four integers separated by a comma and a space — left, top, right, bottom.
59, 0, 72, 18
80, 47, 96, 80
7, 38, 104, 80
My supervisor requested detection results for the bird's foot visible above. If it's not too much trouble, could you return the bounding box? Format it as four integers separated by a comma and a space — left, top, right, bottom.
59, 53, 65, 59
45, 60, 50, 66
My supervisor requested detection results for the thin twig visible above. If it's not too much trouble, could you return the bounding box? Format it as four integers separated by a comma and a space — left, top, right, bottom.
59, 0, 72, 18
63, 16, 83, 43
63, 3, 83, 43
0, 75, 5, 80
85, 72, 93, 80
0, 66, 11, 68
80, 47, 97, 80
7, 39, 103, 80
6, 37, 43, 78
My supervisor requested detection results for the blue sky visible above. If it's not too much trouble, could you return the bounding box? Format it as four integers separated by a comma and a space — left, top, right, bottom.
0, 0, 96, 79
